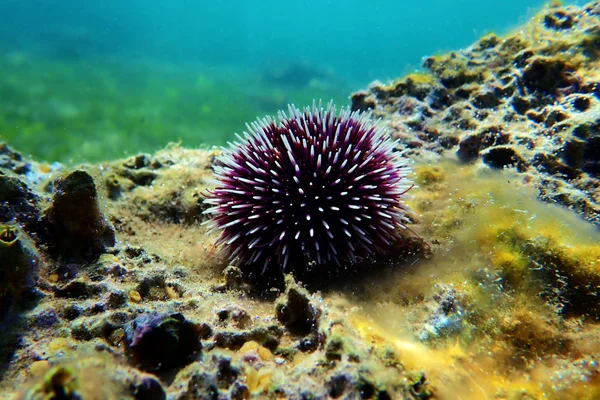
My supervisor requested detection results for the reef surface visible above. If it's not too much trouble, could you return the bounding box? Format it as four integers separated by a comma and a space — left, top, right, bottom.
1, 2, 600, 399
352, 1, 600, 227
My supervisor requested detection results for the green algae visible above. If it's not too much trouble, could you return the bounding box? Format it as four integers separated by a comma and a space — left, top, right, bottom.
0, 54, 350, 164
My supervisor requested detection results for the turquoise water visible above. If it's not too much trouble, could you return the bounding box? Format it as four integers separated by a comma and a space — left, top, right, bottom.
0, 0, 571, 162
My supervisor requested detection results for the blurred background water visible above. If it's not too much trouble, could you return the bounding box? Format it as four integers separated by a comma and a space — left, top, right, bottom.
0, 0, 581, 162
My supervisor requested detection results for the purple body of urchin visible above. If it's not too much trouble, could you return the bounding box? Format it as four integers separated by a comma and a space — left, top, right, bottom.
204, 102, 412, 274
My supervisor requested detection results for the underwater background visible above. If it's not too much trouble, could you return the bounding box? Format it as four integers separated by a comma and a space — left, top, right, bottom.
0, 0, 576, 163
2, 1, 600, 398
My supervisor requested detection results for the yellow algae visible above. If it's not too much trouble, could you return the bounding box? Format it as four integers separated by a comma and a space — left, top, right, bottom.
245, 366, 273, 394
38, 163, 52, 174
402, 72, 436, 85
107, 329, 125, 347
257, 346, 274, 362
568, 244, 600, 269
46, 274, 59, 284
128, 289, 142, 303
0, 224, 18, 247
239, 340, 260, 353
349, 310, 569, 400
491, 249, 527, 275
28, 367, 79, 400
48, 338, 73, 355
328, 159, 600, 398
28, 361, 49, 377
165, 285, 179, 299
350, 314, 494, 400
413, 165, 445, 187
17, 354, 129, 400
239, 340, 274, 361
97, 253, 119, 264
408, 160, 600, 259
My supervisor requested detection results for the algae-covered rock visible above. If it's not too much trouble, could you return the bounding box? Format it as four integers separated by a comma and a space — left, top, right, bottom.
275, 277, 323, 352
25, 366, 82, 400
124, 312, 202, 372
0, 224, 42, 322
0, 143, 30, 174
42, 170, 115, 261
351, 1, 600, 226
171, 355, 249, 400
523, 237, 600, 318
0, 172, 43, 237
417, 285, 466, 341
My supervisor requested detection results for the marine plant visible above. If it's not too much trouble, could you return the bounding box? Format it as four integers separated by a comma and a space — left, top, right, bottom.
204, 102, 413, 275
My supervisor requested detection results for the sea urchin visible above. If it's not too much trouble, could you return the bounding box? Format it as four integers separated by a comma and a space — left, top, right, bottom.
204, 102, 412, 275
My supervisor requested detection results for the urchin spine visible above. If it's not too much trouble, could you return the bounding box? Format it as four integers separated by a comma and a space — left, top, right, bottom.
204, 102, 412, 273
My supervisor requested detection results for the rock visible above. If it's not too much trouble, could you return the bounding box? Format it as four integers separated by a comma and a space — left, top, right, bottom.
417, 285, 466, 341
54, 280, 105, 299
42, 170, 115, 261
571, 95, 592, 112
24, 367, 82, 400
520, 57, 577, 95
0, 225, 42, 322
545, 109, 569, 127
544, 10, 575, 30
124, 312, 202, 372
275, 277, 323, 352
457, 134, 483, 162
523, 235, 600, 318
172, 355, 248, 400
0, 143, 30, 174
583, 137, 600, 177
532, 153, 580, 180
180, 372, 219, 400
213, 325, 282, 351
471, 90, 502, 109
0, 173, 42, 236
217, 306, 252, 329
276, 283, 320, 338
350, 90, 377, 112
562, 138, 586, 168
131, 376, 167, 400
481, 146, 527, 171
350, 5, 600, 225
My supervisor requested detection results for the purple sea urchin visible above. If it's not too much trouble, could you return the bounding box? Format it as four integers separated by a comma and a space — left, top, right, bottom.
204, 102, 412, 275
